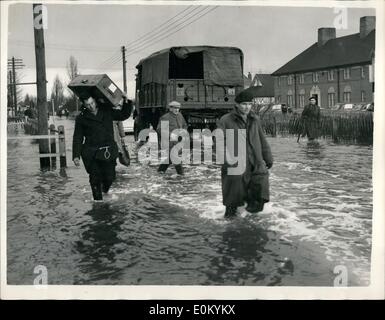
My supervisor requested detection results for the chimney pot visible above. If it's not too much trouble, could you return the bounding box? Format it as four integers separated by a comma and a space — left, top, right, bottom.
318, 28, 336, 46
360, 16, 375, 38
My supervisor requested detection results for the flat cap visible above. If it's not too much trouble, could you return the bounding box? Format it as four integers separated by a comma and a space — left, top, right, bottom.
169, 101, 181, 107
235, 90, 254, 104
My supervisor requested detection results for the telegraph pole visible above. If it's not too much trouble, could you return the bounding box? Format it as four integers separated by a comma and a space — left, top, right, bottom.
7, 57, 24, 116
11, 57, 17, 115
33, 3, 50, 169
121, 46, 127, 93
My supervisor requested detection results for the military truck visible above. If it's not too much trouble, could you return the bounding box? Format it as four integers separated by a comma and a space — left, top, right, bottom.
135, 46, 244, 132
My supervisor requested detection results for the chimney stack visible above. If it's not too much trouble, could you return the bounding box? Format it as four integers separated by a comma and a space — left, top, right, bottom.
360, 16, 375, 38
318, 28, 336, 46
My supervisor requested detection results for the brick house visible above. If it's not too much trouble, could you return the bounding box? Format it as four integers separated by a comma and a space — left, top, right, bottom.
272, 16, 375, 109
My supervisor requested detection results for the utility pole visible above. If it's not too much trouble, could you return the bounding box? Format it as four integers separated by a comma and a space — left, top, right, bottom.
33, 3, 50, 169
11, 57, 17, 115
7, 57, 24, 116
121, 46, 127, 93
8, 71, 14, 116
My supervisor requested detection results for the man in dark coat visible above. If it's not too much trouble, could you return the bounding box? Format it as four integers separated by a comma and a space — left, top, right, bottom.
301, 97, 321, 141
217, 91, 273, 219
157, 101, 188, 175
72, 95, 132, 200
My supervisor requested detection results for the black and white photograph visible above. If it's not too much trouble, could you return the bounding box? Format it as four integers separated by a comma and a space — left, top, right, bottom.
1, 0, 384, 299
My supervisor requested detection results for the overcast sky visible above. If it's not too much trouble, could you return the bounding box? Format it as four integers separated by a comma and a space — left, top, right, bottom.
6, 1, 376, 99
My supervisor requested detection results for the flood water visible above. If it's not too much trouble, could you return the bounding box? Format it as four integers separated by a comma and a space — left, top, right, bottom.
7, 118, 372, 286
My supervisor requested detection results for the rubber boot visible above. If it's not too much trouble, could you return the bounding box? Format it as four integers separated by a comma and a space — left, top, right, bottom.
175, 164, 184, 175
91, 182, 103, 201
246, 200, 264, 213
224, 206, 237, 219
102, 179, 113, 194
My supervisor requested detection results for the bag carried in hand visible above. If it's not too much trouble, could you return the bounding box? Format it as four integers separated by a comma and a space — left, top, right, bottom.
118, 142, 130, 166
94, 144, 119, 162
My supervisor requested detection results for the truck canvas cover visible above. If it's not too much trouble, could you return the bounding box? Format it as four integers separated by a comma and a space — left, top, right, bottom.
137, 46, 244, 87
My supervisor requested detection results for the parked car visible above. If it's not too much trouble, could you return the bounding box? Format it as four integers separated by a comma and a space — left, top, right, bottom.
363, 102, 374, 112
331, 103, 345, 111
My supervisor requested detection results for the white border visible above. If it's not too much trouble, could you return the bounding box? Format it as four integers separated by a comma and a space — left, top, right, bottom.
1, 0, 384, 300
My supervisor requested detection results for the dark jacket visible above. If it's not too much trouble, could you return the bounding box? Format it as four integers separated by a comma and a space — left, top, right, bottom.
72, 100, 132, 172
217, 108, 273, 205
301, 103, 321, 139
157, 111, 188, 149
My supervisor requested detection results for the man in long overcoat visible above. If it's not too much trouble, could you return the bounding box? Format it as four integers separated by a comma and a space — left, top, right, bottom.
301, 97, 321, 141
217, 91, 273, 219
72, 95, 132, 200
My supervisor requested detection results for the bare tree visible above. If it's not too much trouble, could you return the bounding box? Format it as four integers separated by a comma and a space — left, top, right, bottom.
7, 71, 25, 116
66, 56, 79, 112
66, 55, 79, 81
51, 75, 65, 112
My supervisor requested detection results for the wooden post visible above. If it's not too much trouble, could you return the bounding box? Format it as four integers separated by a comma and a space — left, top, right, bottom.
332, 117, 338, 142
58, 125, 67, 168
121, 46, 127, 93
11, 57, 17, 116
33, 4, 50, 169
49, 124, 57, 169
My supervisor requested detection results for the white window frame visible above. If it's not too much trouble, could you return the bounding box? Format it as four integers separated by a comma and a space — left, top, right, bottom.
343, 92, 351, 103
361, 90, 366, 102
287, 75, 293, 85
361, 66, 365, 79
328, 92, 335, 107
312, 72, 319, 83
343, 68, 351, 80
328, 70, 334, 81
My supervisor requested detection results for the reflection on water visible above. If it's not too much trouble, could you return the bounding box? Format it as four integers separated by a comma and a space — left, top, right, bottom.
7, 118, 372, 286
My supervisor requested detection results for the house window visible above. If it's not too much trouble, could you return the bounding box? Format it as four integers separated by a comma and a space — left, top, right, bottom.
277, 77, 281, 87
361, 90, 366, 102
343, 68, 351, 80
287, 95, 292, 106
299, 89, 305, 108
361, 66, 365, 79
287, 75, 293, 85
312, 72, 319, 83
277, 95, 281, 103
299, 74, 304, 84
343, 86, 352, 103
328, 70, 334, 81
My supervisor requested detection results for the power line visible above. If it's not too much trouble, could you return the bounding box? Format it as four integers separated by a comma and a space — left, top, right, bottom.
95, 50, 122, 70
94, 6, 198, 70
124, 6, 208, 54
8, 40, 117, 52
125, 6, 219, 58
124, 6, 201, 51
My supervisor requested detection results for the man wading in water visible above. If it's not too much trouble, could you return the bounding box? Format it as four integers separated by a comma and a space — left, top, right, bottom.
72, 94, 132, 201
157, 101, 188, 175
217, 91, 273, 219
300, 97, 321, 141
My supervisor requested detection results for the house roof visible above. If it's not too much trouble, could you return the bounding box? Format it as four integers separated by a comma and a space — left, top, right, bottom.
272, 30, 375, 76
243, 74, 274, 97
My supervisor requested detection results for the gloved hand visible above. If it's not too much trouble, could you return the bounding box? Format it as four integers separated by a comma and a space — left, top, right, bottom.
266, 162, 273, 169
73, 157, 81, 167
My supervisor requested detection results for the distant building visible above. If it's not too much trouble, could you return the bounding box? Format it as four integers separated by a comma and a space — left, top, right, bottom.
243, 73, 275, 104
272, 16, 375, 108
